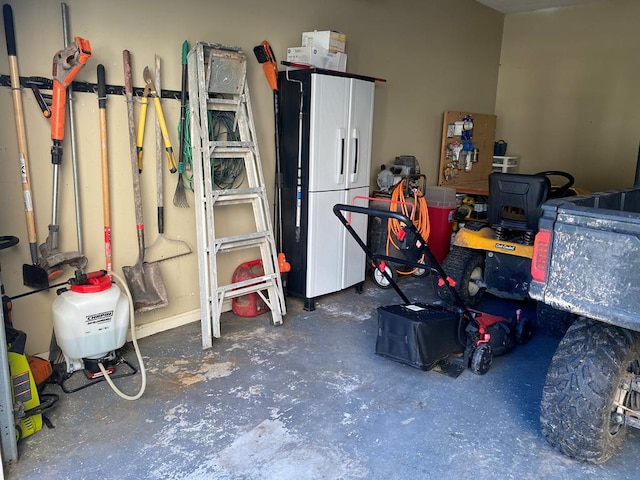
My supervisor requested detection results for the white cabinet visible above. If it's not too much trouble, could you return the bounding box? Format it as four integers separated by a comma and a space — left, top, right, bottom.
279, 69, 375, 310
308, 74, 373, 192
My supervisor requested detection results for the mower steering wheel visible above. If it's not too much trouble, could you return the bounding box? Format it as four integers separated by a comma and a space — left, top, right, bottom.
536, 170, 575, 198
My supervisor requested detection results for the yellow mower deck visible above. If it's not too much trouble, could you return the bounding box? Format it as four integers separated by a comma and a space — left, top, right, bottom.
453, 224, 534, 259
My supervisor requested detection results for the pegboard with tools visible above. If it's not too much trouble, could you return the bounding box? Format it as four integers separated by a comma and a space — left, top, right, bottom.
437, 111, 496, 194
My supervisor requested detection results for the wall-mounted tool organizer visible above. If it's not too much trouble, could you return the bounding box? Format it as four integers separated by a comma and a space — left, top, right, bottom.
437, 111, 496, 194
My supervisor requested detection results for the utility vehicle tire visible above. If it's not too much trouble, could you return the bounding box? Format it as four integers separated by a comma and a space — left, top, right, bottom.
536, 302, 574, 338
540, 318, 640, 463
440, 247, 485, 306
372, 264, 397, 289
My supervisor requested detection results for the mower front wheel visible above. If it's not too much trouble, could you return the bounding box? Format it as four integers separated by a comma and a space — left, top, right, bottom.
441, 247, 485, 306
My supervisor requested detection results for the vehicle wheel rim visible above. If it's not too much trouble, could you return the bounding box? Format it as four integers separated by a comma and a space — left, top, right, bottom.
610, 359, 640, 436
468, 266, 483, 296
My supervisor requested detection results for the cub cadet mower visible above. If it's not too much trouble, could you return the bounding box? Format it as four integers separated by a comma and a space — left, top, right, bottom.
441, 171, 576, 334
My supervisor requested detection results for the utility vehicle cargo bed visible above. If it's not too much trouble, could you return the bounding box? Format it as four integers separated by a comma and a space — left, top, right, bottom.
529, 187, 640, 332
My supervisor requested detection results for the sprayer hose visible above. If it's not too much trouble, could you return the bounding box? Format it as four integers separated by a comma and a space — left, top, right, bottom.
97, 271, 146, 401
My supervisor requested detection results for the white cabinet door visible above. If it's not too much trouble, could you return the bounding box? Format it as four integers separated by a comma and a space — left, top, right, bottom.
346, 79, 374, 190
308, 75, 349, 192
340, 186, 369, 289
306, 190, 345, 297
306, 188, 369, 297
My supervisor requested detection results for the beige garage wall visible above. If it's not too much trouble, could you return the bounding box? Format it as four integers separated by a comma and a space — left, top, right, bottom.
495, 0, 640, 191
0, 0, 503, 354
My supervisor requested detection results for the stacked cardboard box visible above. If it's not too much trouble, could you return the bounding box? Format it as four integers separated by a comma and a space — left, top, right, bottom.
287, 30, 347, 72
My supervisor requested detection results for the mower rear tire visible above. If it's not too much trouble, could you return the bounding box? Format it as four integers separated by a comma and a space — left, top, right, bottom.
372, 264, 397, 289
441, 247, 485, 306
540, 318, 640, 463
516, 317, 534, 345
470, 343, 492, 375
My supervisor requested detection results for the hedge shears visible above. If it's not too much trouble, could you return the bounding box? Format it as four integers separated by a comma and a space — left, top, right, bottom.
136, 66, 177, 173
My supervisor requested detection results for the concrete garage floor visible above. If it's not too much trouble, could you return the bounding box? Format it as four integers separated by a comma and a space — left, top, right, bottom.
4, 276, 639, 479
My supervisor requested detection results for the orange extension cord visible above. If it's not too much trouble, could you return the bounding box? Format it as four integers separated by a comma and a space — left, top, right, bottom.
386, 180, 430, 275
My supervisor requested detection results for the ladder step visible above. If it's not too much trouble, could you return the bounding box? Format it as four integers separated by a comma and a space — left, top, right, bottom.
214, 232, 272, 252
212, 187, 265, 202
217, 274, 280, 299
211, 141, 254, 150
207, 97, 242, 107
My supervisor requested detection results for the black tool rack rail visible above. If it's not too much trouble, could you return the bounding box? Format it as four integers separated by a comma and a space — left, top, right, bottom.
0, 74, 182, 99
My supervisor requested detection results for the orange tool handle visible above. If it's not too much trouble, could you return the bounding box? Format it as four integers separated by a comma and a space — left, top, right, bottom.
259, 41, 278, 91
50, 36, 92, 141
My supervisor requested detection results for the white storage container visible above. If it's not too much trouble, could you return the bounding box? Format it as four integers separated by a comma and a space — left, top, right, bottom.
492, 156, 520, 173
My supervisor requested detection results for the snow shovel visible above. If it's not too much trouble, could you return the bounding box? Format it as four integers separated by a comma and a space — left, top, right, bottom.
122, 50, 168, 313
145, 55, 192, 264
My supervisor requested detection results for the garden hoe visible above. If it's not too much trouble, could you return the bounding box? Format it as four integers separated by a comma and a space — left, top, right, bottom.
30, 37, 92, 288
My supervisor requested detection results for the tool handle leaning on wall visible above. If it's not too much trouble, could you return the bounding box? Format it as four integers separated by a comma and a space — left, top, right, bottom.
3, 4, 39, 267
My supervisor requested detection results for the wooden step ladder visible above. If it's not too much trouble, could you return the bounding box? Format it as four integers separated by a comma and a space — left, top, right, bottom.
187, 42, 286, 349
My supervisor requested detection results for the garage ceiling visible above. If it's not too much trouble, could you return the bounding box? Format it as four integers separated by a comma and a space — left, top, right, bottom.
475, 0, 599, 14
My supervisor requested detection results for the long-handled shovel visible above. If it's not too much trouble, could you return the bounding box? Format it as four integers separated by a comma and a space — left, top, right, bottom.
121, 50, 168, 313
3, 5, 46, 287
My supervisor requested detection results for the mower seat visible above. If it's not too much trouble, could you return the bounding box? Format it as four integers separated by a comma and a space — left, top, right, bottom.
487, 172, 551, 235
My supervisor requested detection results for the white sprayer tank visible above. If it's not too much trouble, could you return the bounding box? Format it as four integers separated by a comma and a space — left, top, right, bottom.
52, 273, 129, 360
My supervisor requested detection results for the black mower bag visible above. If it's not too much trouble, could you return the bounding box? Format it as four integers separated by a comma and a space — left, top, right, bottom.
376, 303, 464, 370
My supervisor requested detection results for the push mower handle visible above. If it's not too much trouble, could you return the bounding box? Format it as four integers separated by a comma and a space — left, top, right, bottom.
333, 203, 472, 313
333, 203, 413, 226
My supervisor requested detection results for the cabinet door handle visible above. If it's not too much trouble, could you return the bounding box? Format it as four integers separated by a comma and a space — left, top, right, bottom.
336, 128, 345, 183
350, 128, 359, 183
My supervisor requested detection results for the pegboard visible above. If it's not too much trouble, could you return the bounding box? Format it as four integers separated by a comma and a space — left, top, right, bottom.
437, 111, 497, 194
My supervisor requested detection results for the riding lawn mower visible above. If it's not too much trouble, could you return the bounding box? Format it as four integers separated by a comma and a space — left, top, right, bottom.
441, 170, 578, 336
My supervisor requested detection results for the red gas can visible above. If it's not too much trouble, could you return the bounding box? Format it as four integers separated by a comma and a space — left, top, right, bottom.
231, 259, 268, 317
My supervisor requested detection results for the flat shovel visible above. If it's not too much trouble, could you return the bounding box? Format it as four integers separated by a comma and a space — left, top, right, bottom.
122, 50, 168, 313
